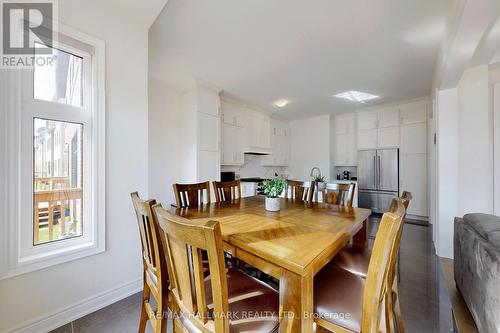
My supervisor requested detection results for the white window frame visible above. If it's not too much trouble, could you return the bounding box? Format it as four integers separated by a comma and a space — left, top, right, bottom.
0, 22, 105, 279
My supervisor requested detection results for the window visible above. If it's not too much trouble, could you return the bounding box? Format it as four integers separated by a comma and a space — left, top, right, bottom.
0, 25, 105, 279
33, 118, 83, 245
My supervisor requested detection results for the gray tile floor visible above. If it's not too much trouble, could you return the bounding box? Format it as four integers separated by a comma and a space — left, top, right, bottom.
51, 216, 453, 333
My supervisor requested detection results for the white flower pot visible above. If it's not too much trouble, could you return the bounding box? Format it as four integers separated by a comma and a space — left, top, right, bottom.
265, 197, 281, 212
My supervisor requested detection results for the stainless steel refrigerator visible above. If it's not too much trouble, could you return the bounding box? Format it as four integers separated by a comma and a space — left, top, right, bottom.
358, 149, 399, 213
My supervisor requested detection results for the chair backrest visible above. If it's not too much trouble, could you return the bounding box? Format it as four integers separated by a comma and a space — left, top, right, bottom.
212, 180, 241, 203
285, 180, 315, 203
173, 181, 211, 208
323, 183, 356, 207
130, 192, 168, 299
385, 191, 412, 288
361, 198, 406, 333
153, 204, 229, 333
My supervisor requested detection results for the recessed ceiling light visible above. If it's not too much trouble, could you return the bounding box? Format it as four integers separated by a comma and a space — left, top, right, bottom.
273, 99, 290, 108
334, 91, 379, 103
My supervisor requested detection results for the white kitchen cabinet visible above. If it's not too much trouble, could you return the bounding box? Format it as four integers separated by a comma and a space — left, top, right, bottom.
400, 153, 427, 217
378, 126, 400, 148
357, 128, 378, 150
377, 107, 400, 127
357, 107, 400, 149
262, 119, 290, 166
357, 110, 378, 130
333, 114, 357, 166
197, 112, 220, 151
221, 123, 244, 165
400, 102, 427, 124
245, 110, 271, 151
222, 102, 245, 127
401, 122, 427, 154
181, 81, 221, 185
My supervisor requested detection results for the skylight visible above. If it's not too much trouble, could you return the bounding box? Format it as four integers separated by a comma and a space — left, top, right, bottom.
273, 99, 290, 108
334, 91, 379, 103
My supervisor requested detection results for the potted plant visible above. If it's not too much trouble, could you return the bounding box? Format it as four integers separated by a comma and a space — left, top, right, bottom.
312, 175, 326, 191
263, 178, 286, 212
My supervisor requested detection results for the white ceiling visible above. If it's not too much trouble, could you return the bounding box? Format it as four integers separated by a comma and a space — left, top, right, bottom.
149, 0, 448, 120
107, 0, 169, 27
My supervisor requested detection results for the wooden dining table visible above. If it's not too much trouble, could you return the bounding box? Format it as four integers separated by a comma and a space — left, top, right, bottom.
170, 196, 371, 333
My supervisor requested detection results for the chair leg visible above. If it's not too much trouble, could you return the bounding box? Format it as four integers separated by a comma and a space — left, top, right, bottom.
393, 290, 405, 333
156, 288, 169, 333
385, 289, 396, 333
139, 274, 151, 333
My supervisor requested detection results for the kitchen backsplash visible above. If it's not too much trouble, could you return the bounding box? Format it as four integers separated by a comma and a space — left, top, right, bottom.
221, 154, 288, 179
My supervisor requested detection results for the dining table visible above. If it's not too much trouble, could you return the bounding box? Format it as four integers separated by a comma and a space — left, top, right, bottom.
170, 195, 372, 333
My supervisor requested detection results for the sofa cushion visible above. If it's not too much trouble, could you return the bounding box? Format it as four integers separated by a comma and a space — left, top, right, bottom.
463, 213, 500, 249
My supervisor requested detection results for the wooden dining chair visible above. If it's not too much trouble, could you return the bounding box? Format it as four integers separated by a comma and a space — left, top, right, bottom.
152, 204, 280, 333
285, 179, 316, 203
173, 181, 211, 208
313, 197, 406, 333
323, 183, 356, 207
212, 180, 242, 203
130, 192, 169, 333
329, 191, 412, 333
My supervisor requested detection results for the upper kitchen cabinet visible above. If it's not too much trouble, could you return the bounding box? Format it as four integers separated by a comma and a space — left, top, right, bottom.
333, 114, 357, 166
181, 82, 221, 183
261, 119, 291, 166
222, 100, 245, 127
357, 110, 378, 130
245, 109, 271, 152
357, 107, 400, 149
400, 102, 427, 154
221, 123, 244, 165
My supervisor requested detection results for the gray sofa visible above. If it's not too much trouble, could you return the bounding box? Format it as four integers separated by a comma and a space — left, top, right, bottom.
454, 213, 500, 333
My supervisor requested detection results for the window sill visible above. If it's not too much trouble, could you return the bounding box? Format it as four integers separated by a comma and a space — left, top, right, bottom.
1, 239, 105, 280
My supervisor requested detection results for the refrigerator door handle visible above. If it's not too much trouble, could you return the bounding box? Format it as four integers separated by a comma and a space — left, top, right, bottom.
378, 155, 381, 185
373, 155, 377, 186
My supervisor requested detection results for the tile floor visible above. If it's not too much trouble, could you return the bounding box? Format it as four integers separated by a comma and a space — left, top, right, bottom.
50, 215, 454, 333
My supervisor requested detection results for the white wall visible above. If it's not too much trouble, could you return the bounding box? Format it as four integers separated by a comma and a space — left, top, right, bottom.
0, 1, 149, 332
289, 115, 330, 181
149, 80, 184, 206
436, 88, 459, 259
435, 65, 494, 258
456, 65, 493, 215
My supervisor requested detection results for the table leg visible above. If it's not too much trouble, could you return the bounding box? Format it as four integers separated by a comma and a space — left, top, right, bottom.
279, 270, 313, 333
353, 217, 369, 248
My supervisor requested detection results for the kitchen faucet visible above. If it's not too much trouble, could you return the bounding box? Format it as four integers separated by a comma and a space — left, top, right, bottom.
310, 167, 321, 179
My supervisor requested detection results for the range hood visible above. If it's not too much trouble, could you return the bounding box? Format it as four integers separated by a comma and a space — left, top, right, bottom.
244, 146, 272, 155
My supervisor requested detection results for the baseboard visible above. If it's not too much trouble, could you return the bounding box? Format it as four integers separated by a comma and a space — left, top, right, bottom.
5, 277, 143, 333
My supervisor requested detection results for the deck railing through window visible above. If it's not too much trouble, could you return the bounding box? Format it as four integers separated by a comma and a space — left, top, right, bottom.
33, 177, 83, 245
